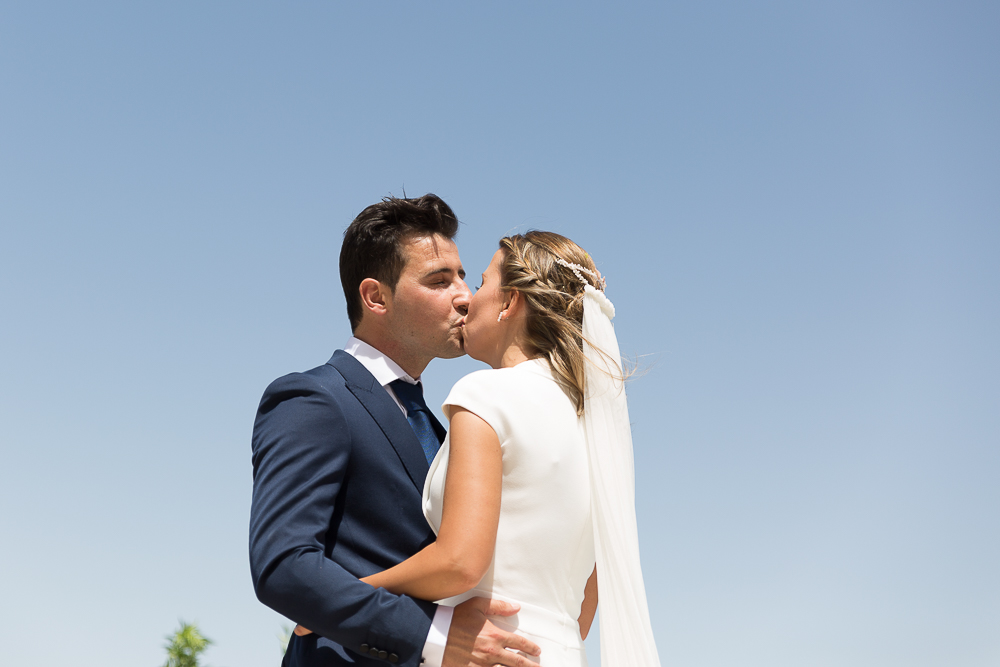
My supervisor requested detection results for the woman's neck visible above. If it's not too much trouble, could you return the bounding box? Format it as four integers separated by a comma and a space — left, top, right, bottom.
498, 343, 538, 369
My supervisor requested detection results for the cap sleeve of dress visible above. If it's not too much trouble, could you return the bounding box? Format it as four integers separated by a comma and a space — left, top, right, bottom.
441, 369, 512, 444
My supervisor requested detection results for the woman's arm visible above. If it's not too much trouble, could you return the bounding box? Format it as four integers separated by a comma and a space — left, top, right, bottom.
578, 566, 598, 640
294, 407, 502, 636
360, 407, 502, 600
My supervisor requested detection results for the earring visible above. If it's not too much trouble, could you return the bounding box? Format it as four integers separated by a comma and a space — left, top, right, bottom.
497, 311, 505, 322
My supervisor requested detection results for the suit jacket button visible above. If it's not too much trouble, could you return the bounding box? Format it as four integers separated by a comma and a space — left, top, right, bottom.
369, 647, 380, 657
378, 650, 388, 659
360, 644, 369, 653
389, 653, 399, 663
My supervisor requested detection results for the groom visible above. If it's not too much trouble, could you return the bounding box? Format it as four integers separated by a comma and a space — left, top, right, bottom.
249, 194, 540, 667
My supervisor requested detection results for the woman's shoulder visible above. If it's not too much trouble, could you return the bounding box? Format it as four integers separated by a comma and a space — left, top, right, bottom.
443, 360, 557, 423
452, 359, 552, 391
445, 367, 517, 408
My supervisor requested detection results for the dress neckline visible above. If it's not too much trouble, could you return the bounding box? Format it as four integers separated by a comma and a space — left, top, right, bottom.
508, 357, 552, 378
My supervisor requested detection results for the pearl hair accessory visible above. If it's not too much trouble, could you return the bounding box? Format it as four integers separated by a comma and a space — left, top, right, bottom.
554, 257, 607, 290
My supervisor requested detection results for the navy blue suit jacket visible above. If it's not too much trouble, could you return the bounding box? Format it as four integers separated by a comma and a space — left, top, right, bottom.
250, 351, 437, 667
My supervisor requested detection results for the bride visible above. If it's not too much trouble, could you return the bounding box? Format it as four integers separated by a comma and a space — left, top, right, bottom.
301, 231, 660, 667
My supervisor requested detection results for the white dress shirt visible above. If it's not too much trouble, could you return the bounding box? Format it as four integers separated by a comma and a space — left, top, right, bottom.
344, 337, 454, 667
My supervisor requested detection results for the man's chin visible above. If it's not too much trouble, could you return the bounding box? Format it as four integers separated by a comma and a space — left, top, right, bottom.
435, 336, 467, 360
437, 346, 467, 360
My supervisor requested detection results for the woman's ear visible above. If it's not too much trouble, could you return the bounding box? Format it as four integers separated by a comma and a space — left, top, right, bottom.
504, 289, 523, 318
359, 278, 389, 316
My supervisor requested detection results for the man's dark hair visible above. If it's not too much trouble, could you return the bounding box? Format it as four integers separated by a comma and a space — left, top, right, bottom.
340, 193, 460, 331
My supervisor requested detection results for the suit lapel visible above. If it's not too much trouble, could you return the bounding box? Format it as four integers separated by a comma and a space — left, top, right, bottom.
328, 350, 429, 493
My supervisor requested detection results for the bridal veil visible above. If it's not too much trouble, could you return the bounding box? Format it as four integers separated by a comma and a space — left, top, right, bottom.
580, 283, 661, 667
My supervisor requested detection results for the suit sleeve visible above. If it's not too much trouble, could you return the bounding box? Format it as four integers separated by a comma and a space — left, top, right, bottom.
249, 372, 434, 666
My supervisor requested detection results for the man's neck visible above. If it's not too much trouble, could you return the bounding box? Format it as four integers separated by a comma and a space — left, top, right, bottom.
351, 329, 428, 379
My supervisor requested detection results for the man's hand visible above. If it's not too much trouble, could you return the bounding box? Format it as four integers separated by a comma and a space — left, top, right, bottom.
442, 597, 541, 667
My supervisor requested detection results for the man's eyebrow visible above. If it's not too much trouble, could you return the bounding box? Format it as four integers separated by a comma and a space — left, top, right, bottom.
423, 267, 465, 279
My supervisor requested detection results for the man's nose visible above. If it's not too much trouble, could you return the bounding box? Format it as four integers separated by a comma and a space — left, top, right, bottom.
454, 279, 471, 314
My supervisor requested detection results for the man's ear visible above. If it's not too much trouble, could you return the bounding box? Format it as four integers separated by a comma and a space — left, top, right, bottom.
359, 278, 390, 317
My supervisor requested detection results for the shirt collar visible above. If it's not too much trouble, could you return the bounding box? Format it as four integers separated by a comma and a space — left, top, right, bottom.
343, 336, 419, 387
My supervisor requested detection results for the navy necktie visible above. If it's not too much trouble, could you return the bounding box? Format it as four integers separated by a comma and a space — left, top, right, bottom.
390, 379, 445, 466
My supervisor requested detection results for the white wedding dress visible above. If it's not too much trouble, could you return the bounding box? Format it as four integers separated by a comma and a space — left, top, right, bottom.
423, 358, 595, 667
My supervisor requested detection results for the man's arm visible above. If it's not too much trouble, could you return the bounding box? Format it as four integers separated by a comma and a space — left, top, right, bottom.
249, 372, 434, 666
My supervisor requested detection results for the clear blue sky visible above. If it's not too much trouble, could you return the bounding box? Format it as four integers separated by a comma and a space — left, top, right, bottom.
1, 2, 998, 666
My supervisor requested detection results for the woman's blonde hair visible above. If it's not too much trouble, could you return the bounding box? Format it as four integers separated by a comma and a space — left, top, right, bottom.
498, 231, 603, 415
